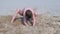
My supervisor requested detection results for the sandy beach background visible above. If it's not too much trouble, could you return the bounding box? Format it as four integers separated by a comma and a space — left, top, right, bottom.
0, 14, 60, 34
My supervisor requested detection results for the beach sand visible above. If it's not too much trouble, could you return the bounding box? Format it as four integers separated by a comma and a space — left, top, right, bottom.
0, 15, 60, 34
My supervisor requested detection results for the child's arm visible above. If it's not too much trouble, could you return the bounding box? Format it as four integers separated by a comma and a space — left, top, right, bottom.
32, 11, 37, 26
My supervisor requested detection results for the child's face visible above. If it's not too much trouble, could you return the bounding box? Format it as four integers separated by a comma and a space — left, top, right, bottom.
25, 10, 32, 19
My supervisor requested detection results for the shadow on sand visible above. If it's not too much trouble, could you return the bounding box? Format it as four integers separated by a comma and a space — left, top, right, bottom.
13, 17, 33, 26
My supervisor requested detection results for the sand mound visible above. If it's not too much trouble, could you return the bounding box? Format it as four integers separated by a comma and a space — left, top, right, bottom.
0, 15, 60, 34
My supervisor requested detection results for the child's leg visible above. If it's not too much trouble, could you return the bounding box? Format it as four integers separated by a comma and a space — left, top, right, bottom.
11, 9, 21, 23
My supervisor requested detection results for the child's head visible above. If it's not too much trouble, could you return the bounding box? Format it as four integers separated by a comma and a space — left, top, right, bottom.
26, 10, 32, 15
25, 10, 32, 18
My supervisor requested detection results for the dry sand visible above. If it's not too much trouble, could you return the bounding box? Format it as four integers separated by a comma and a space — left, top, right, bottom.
0, 15, 60, 34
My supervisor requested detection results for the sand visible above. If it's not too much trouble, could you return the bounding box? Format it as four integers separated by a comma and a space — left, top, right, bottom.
0, 15, 60, 34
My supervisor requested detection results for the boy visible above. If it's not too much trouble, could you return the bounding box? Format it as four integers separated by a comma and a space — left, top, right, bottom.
11, 8, 36, 26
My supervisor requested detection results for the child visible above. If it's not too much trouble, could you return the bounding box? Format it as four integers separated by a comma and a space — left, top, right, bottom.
11, 8, 36, 26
